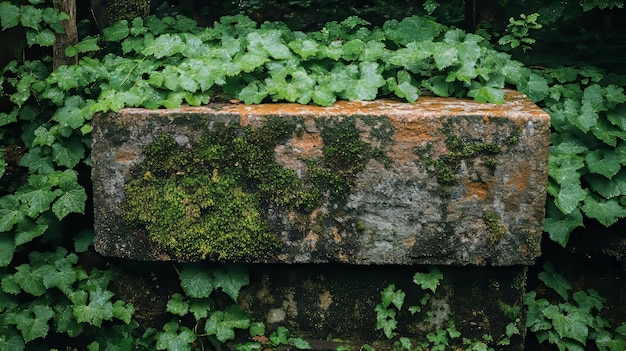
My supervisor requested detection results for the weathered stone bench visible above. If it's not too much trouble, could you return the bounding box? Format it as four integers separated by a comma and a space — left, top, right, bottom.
92, 90, 549, 349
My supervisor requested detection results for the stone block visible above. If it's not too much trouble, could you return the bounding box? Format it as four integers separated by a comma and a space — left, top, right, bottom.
92, 90, 550, 265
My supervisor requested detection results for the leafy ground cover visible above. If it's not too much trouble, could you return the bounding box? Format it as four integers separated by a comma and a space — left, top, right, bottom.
0, 0, 625, 350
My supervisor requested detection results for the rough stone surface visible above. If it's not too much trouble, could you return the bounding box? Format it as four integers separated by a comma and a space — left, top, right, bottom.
92, 91, 550, 265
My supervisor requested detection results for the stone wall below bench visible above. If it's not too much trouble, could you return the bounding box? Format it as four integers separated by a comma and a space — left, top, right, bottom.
92, 90, 550, 265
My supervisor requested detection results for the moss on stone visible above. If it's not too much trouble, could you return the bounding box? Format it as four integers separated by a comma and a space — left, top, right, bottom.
483, 210, 506, 245
122, 115, 392, 261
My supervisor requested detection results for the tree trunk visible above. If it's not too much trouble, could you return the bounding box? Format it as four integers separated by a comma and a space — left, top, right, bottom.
53, 0, 78, 69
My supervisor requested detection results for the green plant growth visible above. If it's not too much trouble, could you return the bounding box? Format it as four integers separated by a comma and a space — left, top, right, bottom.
497, 13, 542, 52
123, 115, 389, 261
525, 262, 626, 351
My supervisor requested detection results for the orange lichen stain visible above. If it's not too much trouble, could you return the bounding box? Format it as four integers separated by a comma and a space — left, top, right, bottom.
404, 237, 416, 250
290, 132, 324, 159
462, 180, 490, 200
114, 149, 137, 163
389, 119, 440, 162
507, 168, 530, 191
331, 227, 341, 243
303, 231, 319, 243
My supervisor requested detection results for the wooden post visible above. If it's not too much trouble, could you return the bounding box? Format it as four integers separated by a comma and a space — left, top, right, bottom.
53, 0, 78, 69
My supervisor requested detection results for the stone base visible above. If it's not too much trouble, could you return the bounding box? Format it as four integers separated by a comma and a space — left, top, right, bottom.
236, 264, 527, 350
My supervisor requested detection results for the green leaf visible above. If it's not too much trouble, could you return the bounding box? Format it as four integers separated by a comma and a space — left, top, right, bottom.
582, 196, 626, 227
205, 305, 250, 342
0, 195, 22, 232
7, 304, 54, 342
0, 2, 20, 30
291, 338, 312, 350
380, 284, 405, 310
14, 217, 48, 247
166, 293, 189, 316
65, 37, 100, 56
73, 288, 115, 327
213, 265, 249, 301
542, 304, 590, 344
538, 262, 571, 300
19, 5, 42, 30
518, 72, 549, 102
555, 182, 588, 215
413, 267, 443, 293
270, 326, 291, 345
156, 321, 195, 351
52, 139, 86, 169
103, 20, 130, 42
19, 175, 61, 218
142, 34, 186, 58
585, 149, 623, 179
246, 30, 293, 60
188, 298, 213, 320
52, 182, 87, 220
468, 76, 505, 104
249, 321, 265, 337
179, 264, 215, 298
112, 300, 134, 324
543, 204, 583, 247
0, 234, 15, 267
27, 28, 56, 46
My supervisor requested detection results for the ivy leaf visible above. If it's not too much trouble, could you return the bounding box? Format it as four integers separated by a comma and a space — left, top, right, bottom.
188, 298, 214, 320
142, 34, 186, 58
52, 183, 87, 220
542, 304, 590, 344
7, 304, 54, 342
73, 288, 115, 327
543, 204, 583, 247
205, 305, 251, 342
14, 217, 48, 247
538, 262, 571, 300
554, 182, 588, 215
213, 265, 249, 301
26, 28, 56, 46
239, 81, 268, 105
518, 72, 549, 102
291, 338, 313, 350
20, 5, 42, 30
103, 20, 130, 42
585, 149, 623, 179
156, 321, 195, 351
380, 284, 405, 310
112, 300, 135, 324
468, 76, 505, 104
65, 37, 100, 57
166, 293, 189, 316
582, 196, 626, 227
179, 264, 215, 299
0, 195, 23, 232
52, 139, 85, 168
12, 263, 47, 296
0, 2, 20, 30
0, 234, 15, 267
19, 174, 61, 218
413, 267, 443, 293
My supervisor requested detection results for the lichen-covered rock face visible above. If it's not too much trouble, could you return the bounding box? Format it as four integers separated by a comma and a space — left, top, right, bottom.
92, 91, 550, 265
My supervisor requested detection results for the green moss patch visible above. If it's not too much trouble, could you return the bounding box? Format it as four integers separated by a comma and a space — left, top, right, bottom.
123, 116, 392, 261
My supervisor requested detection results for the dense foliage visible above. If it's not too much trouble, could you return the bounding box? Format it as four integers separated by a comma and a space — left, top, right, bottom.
0, 0, 625, 350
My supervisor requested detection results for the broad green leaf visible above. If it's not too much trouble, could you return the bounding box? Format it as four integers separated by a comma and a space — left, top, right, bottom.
0, 234, 15, 267
65, 37, 100, 57
19, 174, 61, 218
19, 5, 42, 30
112, 300, 135, 324
572, 289, 605, 312
74, 230, 94, 253
555, 182, 588, 215
156, 321, 195, 351
291, 338, 312, 350
179, 264, 215, 298
7, 304, 54, 342
32, 126, 56, 147
582, 196, 626, 227
0, 195, 22, 232
205, 305, 250, 342
542, 304, 590, 344
239, 81, 268, 105
249, 321, 265, 337
246, 30, 293, 60
586, 171, 626, 199
53, 304, 84, 338
380, 284, 405, 310
26, 28, 56, 46
52, 183, 87, 220
213, 265, 249, 301
0, 2, 20, 30
52, 139, 86, 169
518, 73, 549, 102
413, 267, 443, 293
142, 34, 186, 58
166, 293, 189, 316
73, 287, 115, 327
103, 20, 130, 42
538, 262, 571, 300
0, 334, 25, 351
14, 217, 48, 247
585, 149, 623, 179
188, 298, 213, 320
543, 204, 583, 247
